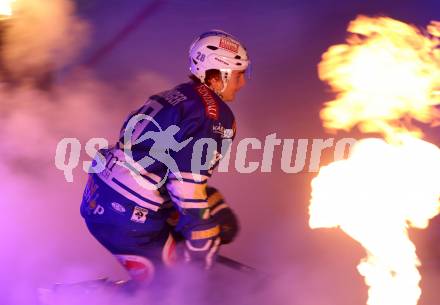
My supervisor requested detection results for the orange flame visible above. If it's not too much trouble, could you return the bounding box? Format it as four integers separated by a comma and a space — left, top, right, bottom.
310, 15, 440, 305
0, 0, 14, 17
318, 16, 440, 140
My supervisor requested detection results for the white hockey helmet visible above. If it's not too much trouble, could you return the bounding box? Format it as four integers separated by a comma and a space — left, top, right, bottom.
189, 30, 250, 85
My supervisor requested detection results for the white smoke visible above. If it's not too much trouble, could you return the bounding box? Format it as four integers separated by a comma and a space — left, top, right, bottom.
0, 1, 174, 304
1, 0, 88, 82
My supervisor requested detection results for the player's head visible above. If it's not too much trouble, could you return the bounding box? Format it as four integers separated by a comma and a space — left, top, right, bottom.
189, 30, 250, 101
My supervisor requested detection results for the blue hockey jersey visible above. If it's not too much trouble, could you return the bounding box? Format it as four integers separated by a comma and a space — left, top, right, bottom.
85, 81, 236, 243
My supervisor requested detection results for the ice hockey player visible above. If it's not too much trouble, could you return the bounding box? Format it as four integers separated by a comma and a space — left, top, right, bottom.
80, 30, 250, 286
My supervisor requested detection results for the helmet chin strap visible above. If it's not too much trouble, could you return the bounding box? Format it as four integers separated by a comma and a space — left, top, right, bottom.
204, 69, 230, 99
207, 78, 229, 99
212, 79, 228, 99
220, 78, 228, 93
218, 69, 231, 96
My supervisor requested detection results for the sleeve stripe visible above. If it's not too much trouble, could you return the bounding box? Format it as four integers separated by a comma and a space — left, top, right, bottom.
209, 199, 225, 210
190, 226, 220, 240
122, 161, 162, 184
166, 173, 209, 209
112, 178, 162, 207
174, 200, 209, 209
167, 179, 207, 201
169, 172, 209, 182
140, 173, 161, 185
207, 191, 225, 208
168, 177, 208, 185
210, 203, 228, 216
169, 191, 208, 203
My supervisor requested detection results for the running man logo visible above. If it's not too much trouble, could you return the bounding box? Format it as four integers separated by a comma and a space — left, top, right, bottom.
123, 114, 193, 188
135, 124, 192, 180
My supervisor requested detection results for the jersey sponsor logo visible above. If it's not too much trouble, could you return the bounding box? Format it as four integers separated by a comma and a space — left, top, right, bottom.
84, 175, 99, 203
212, 122, 224, 135
195, 84, 219, 120
111, 202, 126, 214
223, 129, 234, 139
88, 199, 97, 210
212, 122, 234, 139
84, 176, 103, 215
131, 206, 148, 223
219, 38, 239, 53
93, 204, 105, 215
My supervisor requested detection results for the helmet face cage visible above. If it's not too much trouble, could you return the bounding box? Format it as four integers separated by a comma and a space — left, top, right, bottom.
189, 30, 250, 84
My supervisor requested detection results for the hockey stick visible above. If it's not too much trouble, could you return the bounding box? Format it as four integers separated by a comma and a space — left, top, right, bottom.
216, 255, 258, 274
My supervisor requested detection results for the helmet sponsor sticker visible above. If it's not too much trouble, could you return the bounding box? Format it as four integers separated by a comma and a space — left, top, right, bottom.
214, 57, 229, 65
219, 38, 239, 53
